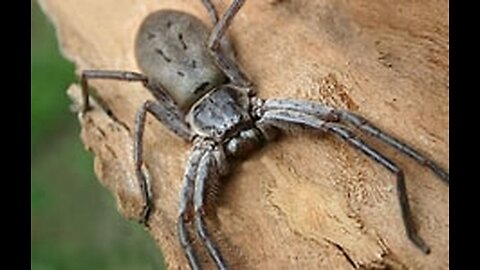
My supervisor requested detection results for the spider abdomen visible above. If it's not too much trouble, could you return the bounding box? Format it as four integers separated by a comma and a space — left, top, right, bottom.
135, 10, 226, 110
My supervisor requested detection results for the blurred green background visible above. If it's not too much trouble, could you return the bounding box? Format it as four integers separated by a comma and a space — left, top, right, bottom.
31, 1, 165, 269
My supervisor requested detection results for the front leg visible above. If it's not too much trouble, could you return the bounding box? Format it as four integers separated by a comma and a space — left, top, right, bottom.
177, 144, 206, 270
192, 139, 229, 269
252, 97, 448, 254
253, 98, 449, 183
177, 139, 230, 269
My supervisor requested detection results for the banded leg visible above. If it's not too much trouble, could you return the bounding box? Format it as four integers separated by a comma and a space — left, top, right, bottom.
80, 70, 147, 113
335, 109, 449, 184
324, 123, 430, 254
206, 0, 252, 91
255, 106, 431, 254
193, 140, 229, 269
201, 0, 219, 23
134, 100, 193, 224
178, 146, 206, 270
178, 140, 229, 269
201, 0, 235, 61
252, 98, 336, 138
254, 98, 449, 184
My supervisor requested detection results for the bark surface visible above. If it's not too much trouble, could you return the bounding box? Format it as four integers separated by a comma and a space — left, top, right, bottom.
39, 0, 449, 269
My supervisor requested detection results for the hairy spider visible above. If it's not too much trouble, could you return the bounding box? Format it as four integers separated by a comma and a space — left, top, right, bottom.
79, 0, 449, 269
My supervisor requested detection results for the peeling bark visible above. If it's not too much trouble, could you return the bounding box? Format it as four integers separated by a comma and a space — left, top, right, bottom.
40, 0, 449, 269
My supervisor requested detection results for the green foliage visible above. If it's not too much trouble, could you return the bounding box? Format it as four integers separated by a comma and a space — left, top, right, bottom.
31, 0, 76, 149
31, 132, 164, 270
31, 1, 165, 269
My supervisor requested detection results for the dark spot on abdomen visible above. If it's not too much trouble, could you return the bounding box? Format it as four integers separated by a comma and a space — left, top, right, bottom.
194, 82, 210, 94
178, 33, 188, 50
155, 48, 171, 62
147, 32, 156, 40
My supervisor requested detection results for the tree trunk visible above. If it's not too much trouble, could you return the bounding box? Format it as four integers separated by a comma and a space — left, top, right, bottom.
39, 0, 449, 269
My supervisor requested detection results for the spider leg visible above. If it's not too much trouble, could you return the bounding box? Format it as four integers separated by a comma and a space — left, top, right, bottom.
178, 145, 206, 270
252, 98, 337, 139
80, 70, 147, 113
324, 123, 430, 254
201, 0, 219, 23
335, 109, 449, 184
134, 100, 193, 225
193, 140, 229, 269
201, 0, 237, 75
178, 140, 229, 269
82, 69, 193, 224
206, 0, 253, 92
254, 103, 432, 254
254, 98, 449, 183
135, 99, 193, 143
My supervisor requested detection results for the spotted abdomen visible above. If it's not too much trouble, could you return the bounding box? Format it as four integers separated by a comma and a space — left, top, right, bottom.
135, 10, 226, 110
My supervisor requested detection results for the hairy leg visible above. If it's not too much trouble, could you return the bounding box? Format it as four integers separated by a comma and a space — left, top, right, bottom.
192, 140, 229, 269
334, 109, 449, 184
255, 102, 438, 253
201, 0, 219, 23
252, 97, 449, 183
324, 123, 430, 254
80, 70, 147, 113
177, 145, 207, 270
177, 139, 229, 269
134, 100, 193, 224
205, 0, 253, 92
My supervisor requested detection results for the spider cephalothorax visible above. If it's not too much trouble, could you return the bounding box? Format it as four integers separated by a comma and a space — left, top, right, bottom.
79, 1, 449, 269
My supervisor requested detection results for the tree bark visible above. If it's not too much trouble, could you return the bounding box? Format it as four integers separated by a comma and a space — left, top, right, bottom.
39, 0, 449, 269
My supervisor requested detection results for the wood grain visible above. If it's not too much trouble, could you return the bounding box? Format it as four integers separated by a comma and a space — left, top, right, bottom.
39, 0, 449, 269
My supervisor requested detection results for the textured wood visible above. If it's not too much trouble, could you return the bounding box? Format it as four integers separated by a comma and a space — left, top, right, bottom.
39, 0, 449, 269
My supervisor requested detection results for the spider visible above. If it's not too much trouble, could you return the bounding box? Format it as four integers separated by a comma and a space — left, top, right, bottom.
79, 0, 449, 269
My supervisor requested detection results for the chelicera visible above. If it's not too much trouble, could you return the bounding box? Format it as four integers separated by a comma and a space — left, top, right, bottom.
79, 0, 449, 269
